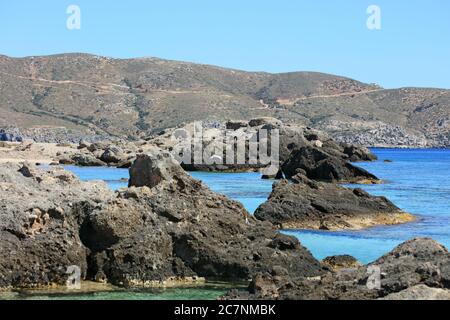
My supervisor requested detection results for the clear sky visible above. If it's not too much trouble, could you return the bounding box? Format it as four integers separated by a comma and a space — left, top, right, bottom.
0, 0, 449, 88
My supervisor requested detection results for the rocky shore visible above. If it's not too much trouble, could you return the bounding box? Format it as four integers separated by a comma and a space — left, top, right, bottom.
225, 238, 450, 300
0, 118, 437, 300
0, 153, 326, 289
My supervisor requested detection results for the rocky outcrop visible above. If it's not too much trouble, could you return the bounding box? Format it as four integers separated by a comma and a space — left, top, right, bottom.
0, 163, 113, 289
128, 147, 186, 188
148, 119, 378, 182
254, 173, 414, 230
0, 149, 327, 289
322, 255, 362, 271
83, 147, 326, 286
281, 146, 378, 183
225, 238, 450, 300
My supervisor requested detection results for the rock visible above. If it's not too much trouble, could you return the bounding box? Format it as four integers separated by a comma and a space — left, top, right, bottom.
248, 117, 282, 128
226, 120, 248, 130
380, 285, 450, 300
224, 238, 450, 300
71, 154, 106, 167
254, 173, 414, 230
146, 120, 377, 178
322, 255, 362, 271
281, 146, 379, 183
128, 147, 186, 188
0, 163, 113, 289
17, 162, 38, 178
87, 142, 110, 153
84, 146, 327, 286
78, 140, 91, 149
100, 146, 126, 164
0, 146, 329, 290
116, 158, 134, 168
341, 143, 378, 162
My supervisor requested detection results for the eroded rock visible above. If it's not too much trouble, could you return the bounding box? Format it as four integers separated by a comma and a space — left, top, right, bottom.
254, 173, 414, 230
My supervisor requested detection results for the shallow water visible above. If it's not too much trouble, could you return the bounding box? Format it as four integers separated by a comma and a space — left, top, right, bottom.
287, 149, 450, 263
64, 149, 450, 264
0, 283, 234, 300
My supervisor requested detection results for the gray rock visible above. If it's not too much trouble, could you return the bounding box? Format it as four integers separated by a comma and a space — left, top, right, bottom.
0, 163, 113, 288
254, 173, 412, 230
380, 285, 450, 300
225, 238, 450, 300
128, 147, 186, 188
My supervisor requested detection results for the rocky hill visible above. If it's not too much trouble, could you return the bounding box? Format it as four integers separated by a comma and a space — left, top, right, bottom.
1, 53, 449, 147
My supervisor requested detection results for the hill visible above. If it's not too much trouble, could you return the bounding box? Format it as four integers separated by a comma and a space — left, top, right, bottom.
1, 53, 449, 147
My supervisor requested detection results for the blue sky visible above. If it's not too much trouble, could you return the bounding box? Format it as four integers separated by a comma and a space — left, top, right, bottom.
0, 0, 449, 88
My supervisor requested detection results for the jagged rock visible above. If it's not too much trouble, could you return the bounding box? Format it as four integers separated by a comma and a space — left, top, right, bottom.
341, 143, 378, 162
254, 173, 414, 230
322, 255, 362, 271
146, 120, 377, 178
281, 146, 378, 183
128, 147, 186, 188
1, 148, 328, 289
224, 238, 450, 300
80, 147, 325, 285
226, 120, 249, 130
71, 154, 106, 167
0, 163, 113, 289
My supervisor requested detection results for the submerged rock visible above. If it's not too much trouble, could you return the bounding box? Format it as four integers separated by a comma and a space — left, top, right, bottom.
254, 173, 414, 230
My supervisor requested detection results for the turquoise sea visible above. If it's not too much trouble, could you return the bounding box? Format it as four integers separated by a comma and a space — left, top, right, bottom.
4, 148, 448, 300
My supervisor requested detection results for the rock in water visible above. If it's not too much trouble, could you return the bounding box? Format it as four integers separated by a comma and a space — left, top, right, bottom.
254, 173, 415, 230
281, 146, 378, 183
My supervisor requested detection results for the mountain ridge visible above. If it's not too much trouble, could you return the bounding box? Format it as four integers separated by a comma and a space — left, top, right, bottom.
1, 53, 449, 147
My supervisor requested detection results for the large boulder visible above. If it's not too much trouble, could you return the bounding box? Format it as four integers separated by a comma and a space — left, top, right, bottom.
254, 173, 413, 230
281, 146, 378, 183
0, 163, 113, 289
128, 147, 186, 188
